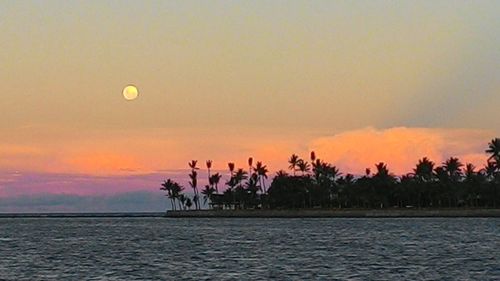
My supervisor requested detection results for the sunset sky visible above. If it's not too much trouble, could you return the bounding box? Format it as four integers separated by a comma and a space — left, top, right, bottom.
1, 1, 499, 212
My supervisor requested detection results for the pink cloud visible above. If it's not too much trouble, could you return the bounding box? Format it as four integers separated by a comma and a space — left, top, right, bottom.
0, 171, 185, 198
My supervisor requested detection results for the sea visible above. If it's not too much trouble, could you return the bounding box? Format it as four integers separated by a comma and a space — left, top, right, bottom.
0, 216, 498, 280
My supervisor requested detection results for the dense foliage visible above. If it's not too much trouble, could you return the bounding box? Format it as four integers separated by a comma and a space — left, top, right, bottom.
161, 138, 500, 210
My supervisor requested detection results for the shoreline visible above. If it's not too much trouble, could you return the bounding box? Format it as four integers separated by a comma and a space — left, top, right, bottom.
0, 212, 165, 218
1, 209, 499, 218
166, 208, 500, 218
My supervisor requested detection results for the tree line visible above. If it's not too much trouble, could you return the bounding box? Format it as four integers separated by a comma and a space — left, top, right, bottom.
160, 138, 500, 210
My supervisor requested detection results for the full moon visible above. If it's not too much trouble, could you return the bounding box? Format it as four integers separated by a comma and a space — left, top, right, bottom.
123, 85, 139, 101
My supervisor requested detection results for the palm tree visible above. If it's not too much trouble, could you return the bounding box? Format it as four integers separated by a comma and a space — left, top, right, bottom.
234, 168, 248, 188
310, 151, 316, 162
313, 160, 339, 181
201, 185, 216, 207
206, 159, 213, 180
463, 163, 480, 206
443, 157, 463, 182
254, 161, 269, 193
464, 163, 476, 179
412, 157, 436, 207
187, 160, 201, 209
245, 173, 260, 203
161, 180, 185, 211
171, 181, 185, 210
486, 138, 500, 161
327, 164, 341, 181
482, 161, 498, 181
189, 169, 200, 210
179, 194, 187, 210
248, 157, 253, 176
228, 162, 235, 176
226, 162, 236, 204
188, 160, 199, 170
225, 168, 247, 209
433, 166, 450, 207
374, 162, 391, 178
312, 160, 341, 207
372, 162, 396, 208
210, 173, 222, 194
275, 170, 289, 178
185, 197, 193, 209
288, 154, 300, 175
193, 194, 200, 210
337, 173, 354, 208
297, 160, 310, 176
160, 179, 176, 211
206, 160, 214, 199
312, 159, 320, 175
414, 157, 435, 182
436, 157, 464, 207
481, 161, 499, 207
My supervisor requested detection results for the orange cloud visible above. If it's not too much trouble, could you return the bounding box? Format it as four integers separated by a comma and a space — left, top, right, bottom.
0, 127, 495, 177
309, 127, 493, 175
65, 152, 141, 175
0, 144, 57, 173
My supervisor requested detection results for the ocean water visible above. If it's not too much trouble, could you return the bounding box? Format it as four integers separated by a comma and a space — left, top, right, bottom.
0, 217, 498, 280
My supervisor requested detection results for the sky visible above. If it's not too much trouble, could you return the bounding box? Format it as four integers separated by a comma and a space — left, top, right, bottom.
1, 1, 499, 212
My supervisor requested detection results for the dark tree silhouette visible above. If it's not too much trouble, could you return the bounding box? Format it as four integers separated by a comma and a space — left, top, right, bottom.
160, 179, 176, 211
310, 151, 316, 162
179, 194, 187, 210
210, 173, 222, 194
414, 157, 435, 182
275, 170, 289, 178
371, 162, 396, 208
201, 185, 216, 207
443, 157, 464, 181
486, 138, 500, 161
185, 197, 193, 209
234, 168, 248, 188
268, 175, 313, 209
248, 157, 253, 177
161, 138, 500, 211
228, 162, 235, 176
254, 161, 269, 193
297, 160, 310, 176
206, 160, 212, 183
188, 160, 201, 209
288, 154, 300, 176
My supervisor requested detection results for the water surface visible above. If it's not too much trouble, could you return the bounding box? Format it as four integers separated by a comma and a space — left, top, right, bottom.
0, 217, 498, 280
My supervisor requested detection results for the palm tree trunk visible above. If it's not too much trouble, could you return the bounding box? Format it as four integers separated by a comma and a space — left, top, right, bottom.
196, 189, 201, 210
170, 198, 175, 211
193, 188, 200, 210
494, 184, 497, 208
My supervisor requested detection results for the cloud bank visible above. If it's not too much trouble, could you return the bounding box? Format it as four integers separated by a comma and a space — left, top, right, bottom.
0, 127, 496, 211
309, 127, 492, 175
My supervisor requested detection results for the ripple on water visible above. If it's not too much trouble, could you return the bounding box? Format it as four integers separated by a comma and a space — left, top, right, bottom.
0, 217, 499, 280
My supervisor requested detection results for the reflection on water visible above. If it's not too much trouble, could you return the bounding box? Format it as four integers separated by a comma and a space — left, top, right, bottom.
0, 217, 499, 280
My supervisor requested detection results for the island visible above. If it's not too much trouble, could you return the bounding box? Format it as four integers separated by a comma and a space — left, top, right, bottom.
161, 138, 500, 218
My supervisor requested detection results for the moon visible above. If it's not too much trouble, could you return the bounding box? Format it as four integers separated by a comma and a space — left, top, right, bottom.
123, 85, 139, 101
